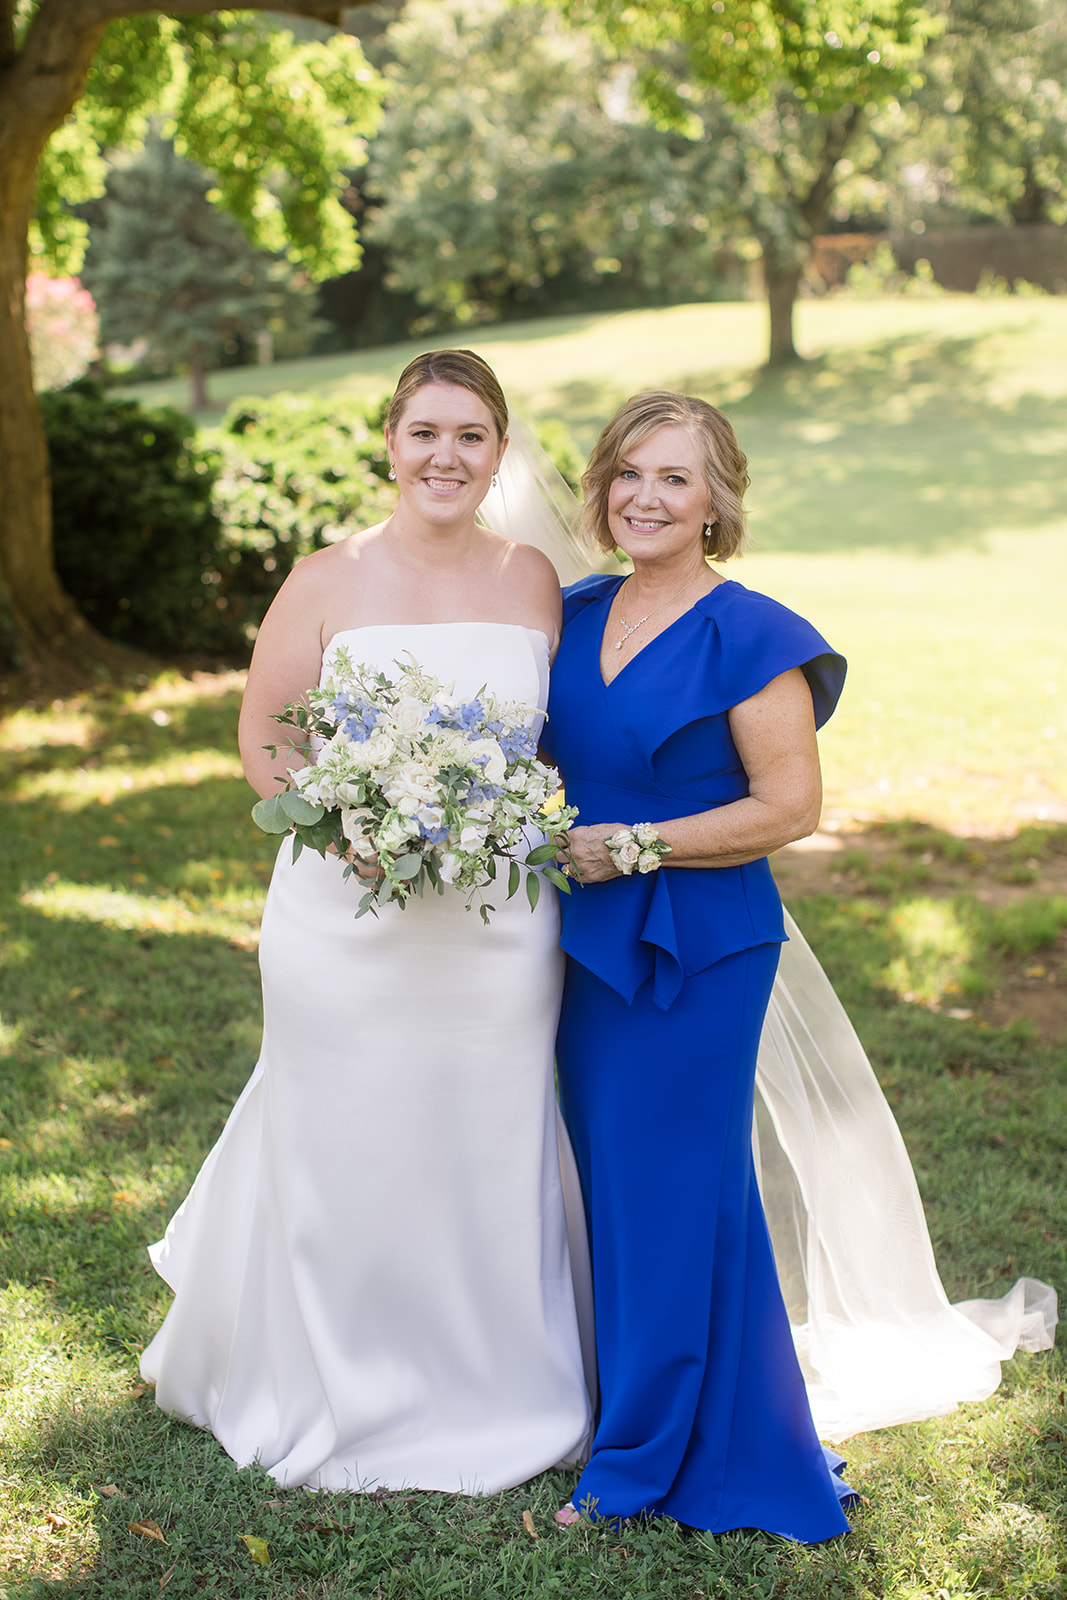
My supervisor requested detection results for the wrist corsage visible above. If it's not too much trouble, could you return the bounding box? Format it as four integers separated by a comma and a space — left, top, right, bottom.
604, 822, 671, 876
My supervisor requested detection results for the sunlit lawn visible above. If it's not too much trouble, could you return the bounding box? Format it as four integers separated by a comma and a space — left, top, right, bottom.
2, 299, 1065, 1596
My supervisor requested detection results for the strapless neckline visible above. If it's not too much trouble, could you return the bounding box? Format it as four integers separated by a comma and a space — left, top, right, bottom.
323, 622, 550, 656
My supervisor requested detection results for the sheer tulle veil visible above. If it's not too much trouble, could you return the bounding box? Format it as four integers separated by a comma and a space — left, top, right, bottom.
480, 417, 1057, 1441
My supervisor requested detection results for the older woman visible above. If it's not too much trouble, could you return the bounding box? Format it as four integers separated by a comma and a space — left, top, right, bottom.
544, 392, 853, 1540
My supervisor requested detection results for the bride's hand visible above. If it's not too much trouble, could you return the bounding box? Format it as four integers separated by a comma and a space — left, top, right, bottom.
563, 824, 626, 885
328, 842, 383, 881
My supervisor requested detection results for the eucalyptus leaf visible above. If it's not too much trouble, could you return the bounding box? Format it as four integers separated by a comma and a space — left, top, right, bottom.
251, 793, 291, 834
392, 852, 423, 882
292, 835, 304, 863
280, 792, 325, 825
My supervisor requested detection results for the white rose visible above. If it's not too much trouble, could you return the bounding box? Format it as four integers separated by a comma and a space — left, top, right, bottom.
468, 737, 507, 785
364, 731, 396, 769
335, 780, 368, 805
383, 766, 440, 815
386, 696, 427, 738
615, 838, 641, 868
633, 822, 659, 846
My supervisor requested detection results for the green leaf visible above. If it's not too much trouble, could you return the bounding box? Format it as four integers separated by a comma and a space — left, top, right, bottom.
392, 852, 423, 882
480, 902, 491, 926
291, 835, 304, 864
542, 864, 573, 894
525, 841, 559, 866
508, 860, 521, 899
526, 871, 541, 912
280, 792, 325, 825
251, 793, 291, 833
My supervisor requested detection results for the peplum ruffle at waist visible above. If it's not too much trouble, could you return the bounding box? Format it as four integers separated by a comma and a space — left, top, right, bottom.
559, 779, 786, 1010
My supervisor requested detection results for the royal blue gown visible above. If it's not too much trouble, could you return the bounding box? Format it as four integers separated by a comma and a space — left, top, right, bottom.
544, 574, 854, 1541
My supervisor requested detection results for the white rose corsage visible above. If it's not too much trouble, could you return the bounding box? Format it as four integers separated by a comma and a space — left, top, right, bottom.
604, 822, 671, 876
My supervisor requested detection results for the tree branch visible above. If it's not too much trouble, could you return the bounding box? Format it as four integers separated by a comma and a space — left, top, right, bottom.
800, 103, 862, 234
28, 0, 377, 43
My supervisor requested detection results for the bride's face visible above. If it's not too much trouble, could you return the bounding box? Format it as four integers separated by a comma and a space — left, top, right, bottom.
606, 425, 714, 565
385, 383, 506, 525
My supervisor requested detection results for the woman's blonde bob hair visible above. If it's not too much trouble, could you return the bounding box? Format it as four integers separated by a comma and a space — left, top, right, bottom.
579, 391, 750, 561
385, 349, 509, 441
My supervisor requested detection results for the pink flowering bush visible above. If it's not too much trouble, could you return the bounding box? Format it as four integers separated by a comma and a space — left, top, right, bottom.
25, 274, 99, 391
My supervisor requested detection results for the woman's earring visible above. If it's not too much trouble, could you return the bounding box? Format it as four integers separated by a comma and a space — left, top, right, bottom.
388, 463, 396, 481
491, 473, 499, 488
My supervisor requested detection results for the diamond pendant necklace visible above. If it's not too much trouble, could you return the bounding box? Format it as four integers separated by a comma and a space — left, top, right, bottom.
613, 574, 700, 650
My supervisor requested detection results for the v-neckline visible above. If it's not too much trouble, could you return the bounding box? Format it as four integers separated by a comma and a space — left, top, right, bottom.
597, 577, 732, 688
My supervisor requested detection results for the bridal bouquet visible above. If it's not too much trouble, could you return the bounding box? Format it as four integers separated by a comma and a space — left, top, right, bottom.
251, 647, 577, 920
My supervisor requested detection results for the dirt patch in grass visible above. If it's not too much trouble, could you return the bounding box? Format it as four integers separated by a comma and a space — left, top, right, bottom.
772, 820, 1067, 1041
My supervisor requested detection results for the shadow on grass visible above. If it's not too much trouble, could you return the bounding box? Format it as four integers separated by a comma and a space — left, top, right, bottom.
549, 327, 1067, 556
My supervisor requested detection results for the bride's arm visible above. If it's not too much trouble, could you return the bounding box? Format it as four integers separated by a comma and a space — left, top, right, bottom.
566, 669, 821, 882
238, 558, 333, 799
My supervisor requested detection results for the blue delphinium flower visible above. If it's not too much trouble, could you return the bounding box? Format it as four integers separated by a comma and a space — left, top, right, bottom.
333, 693, 377, 742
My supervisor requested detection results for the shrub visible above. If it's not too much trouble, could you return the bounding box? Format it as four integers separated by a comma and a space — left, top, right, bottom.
211, 393, 395, 622
211, 393, 585, 627
42, 382, 238, 653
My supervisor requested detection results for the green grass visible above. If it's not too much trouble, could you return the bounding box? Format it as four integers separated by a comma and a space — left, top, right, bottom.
1, 678, 1065, 1599
3, 299, 1066, 1595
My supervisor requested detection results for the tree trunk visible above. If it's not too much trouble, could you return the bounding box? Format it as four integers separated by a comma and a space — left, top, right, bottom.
762, 251, 803, 366
0, 0, 360, 682
188, 349, 210, 413
0, 20, 112, 675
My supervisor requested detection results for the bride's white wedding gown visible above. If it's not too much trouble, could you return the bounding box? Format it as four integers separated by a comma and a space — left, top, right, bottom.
141, 623, 593, 1492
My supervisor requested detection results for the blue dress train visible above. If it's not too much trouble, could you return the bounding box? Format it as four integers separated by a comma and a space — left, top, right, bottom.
544, 575, 853, 1541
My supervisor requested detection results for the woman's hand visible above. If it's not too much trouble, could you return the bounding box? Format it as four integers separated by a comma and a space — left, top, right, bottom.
561, 823, 627, 885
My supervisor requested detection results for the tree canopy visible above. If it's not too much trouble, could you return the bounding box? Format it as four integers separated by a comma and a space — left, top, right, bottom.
552, 0, 936, 359
0, 0, 381, 673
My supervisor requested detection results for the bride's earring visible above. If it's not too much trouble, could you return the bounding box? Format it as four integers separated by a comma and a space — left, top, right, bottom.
388, 463, 396, 481
491, 473, 499, 488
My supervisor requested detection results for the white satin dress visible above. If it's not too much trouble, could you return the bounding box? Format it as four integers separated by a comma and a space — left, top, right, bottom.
141, 623, 593, 1492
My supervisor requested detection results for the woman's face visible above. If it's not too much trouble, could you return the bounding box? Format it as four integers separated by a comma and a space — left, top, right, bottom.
606, 425, 714, 564
385, 383, 505, 526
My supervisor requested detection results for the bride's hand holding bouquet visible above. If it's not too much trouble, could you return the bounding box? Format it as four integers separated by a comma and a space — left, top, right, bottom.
251, 646, 577, 921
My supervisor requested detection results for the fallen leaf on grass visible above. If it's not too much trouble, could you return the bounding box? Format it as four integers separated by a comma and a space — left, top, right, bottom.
129, 1520, 168, 1544
521, 1510, 538, 1540
159, 1562, 177, 1590
95, 1485, 122, 1499
240, 1534, 270, 1565
128, 1384, 148, 1399
45, 1512, 70, 1530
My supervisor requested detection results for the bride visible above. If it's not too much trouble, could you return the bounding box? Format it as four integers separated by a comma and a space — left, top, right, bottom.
140, 349, 592, 1492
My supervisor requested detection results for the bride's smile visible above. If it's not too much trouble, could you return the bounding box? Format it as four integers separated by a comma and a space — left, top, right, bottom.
386, 382, 507, 527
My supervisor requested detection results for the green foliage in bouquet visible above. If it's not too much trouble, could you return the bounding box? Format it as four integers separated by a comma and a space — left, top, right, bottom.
41, 381, 239, 653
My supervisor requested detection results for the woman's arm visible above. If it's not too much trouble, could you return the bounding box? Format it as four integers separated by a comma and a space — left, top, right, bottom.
238, 558, 332, 799
565, 668, 821, 883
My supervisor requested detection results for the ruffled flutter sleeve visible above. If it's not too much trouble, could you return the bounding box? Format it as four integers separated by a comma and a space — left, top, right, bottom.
547, 578, 846, 1010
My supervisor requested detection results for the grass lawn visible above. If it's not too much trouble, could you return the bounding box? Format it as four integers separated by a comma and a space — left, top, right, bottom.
2, 298, 1065, 1596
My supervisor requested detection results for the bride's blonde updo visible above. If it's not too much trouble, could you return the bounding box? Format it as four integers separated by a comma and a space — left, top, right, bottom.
386, 350, 509, 441
579, 391, 750, 561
